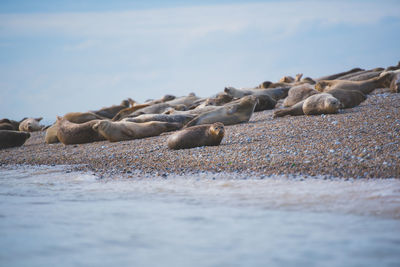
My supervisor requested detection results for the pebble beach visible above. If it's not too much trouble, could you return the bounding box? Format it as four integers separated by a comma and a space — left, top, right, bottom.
1, 88, 399, 179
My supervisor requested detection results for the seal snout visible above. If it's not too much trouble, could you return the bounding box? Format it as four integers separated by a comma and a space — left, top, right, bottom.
92, 122, 100, 130
211, 122, 225, 138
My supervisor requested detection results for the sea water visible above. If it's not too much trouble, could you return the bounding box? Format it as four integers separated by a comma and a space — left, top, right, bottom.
0, 166, 399, 267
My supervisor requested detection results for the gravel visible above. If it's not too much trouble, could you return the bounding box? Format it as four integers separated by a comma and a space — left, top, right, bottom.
1, 88, 399, 179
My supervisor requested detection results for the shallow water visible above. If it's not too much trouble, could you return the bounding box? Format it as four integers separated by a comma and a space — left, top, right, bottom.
0, 166, 400, 267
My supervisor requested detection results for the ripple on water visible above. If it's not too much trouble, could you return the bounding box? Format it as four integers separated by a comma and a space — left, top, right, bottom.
0, 166, 400, 267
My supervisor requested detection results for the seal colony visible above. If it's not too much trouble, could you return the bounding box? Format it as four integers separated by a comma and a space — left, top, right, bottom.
0, 62, 399, 178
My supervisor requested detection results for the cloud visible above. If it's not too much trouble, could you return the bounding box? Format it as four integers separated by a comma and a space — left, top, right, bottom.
0, 1, 398, 41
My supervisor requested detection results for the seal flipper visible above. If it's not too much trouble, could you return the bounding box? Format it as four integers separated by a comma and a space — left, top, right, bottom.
273, 101, 305, 118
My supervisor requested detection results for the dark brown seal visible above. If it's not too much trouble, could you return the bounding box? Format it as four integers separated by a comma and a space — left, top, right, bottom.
167, 122, 225, 150
0, 130, 30, 149
0, 119, 21, 131
254, 94, 277, 111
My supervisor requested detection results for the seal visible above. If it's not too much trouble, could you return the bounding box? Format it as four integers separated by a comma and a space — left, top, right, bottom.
19, 117, 44, 132
279, 75, 295, 83
254, 94, 277, 111
112, 103, 152, 121
273, 93, 341, 117
162, 93, 200, 107
315, 73, 393, 94
385, 61, 400, 71
144, 94, 176, 105
0, 130, 30, 149
257, 77, 314, 89
92, 120, 182, 142
91, 98, 134, 119
123, 114, 195, 125
164, 105, 221, 116
56, 116, 105, 145
390, 72, 400, 93
224, 86, 290, 101
283, 84, 318, 107
126, 103, 187, 119
167, 122, 225, 150
301, 77, 316, 84
315, 67, 364, 81
184, 95, 258, 127
193, 93, 234, 109
338, 68, 384, 81
0, 119, 21, 131
45, 123, 60, 144
112, 95, 175, 121
63, 112, 108, 124
278, 73, 303, 83
326, 89, 366, 108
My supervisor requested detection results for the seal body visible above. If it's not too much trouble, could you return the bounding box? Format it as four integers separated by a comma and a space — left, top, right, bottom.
283, 84, 318, 107
19, 118, 44, 132
0, 119, 20, 131
56, 117, 105, 145
123, 114, 195, 125
126, 103, 187, 119
338, 69, 383, 81
165, 105, 220, 116
163, 94, 200, 107
63, 112, 107, 124
390, 72, 400, 93
254, 94, 277, 111
45, 123, 60, 144
273, 101, 305, 118
185, 95, 258, 127
0, 130, 30, 149
224, 86, 289, 101
167, 122, 225, 150
327, 89, 366, 108
93, 120, 182, 142
274, 93, 341, 117
303, 93, 341, 115
194, 93, 234, 109
315, 73, 393, 94
315, 67, 363, 81
112, 103, 151, 121
91, 98, 132, 119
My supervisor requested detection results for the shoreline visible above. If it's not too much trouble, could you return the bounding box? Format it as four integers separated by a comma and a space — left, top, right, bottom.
1, 88, 399, 179
1, 165, 400, 220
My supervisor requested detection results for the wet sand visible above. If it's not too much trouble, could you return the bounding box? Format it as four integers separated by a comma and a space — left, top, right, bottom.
1, 88, 399, 178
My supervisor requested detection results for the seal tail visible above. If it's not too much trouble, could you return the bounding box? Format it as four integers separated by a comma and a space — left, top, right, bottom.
273, 101, 305, 118
183, 116, 200, 128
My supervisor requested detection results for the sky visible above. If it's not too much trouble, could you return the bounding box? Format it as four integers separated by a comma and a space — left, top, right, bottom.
0, 0, 399, 123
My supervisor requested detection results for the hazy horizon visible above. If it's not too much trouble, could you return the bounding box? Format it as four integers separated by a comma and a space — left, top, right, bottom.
1, 0, 399, 123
